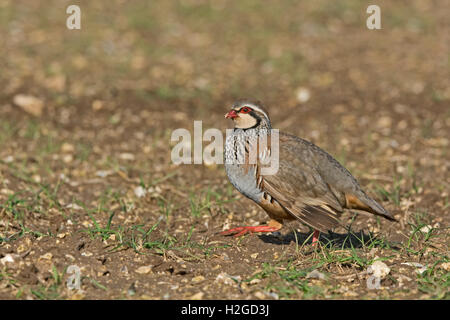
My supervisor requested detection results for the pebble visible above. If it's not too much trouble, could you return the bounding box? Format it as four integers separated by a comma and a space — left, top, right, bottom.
39, 252, 53, 260
295, 87, 311, 103
16, 244, 27, 254
119, 153, 135, 161
92, 100, 104, 111
192, 275, 205, 283
134, 186, 147, 198
250, 253, 259, 259
13, 94, 44, 117
65, 254, 75, 261
306, 269, 327, 280
401, 262, 428, 274
367, 261, 390, 279
439, 262, 450, 271
254, 291, 266, 300
96, 170, 113, 178
135, 266, 153, 274
3, 156, 14, 163
397, 275, 412, 287
215, 272, 240, 285
66, 203, 83, 210
81, 252, 93, 257
69, 291, 86, 300
63, 154, 73, 163
0, 254, 16, 265
61, 143, 75, 153
419, 225, 432, 233
189, 292, 204, 300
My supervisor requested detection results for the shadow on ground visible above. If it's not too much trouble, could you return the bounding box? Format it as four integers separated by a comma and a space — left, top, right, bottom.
258, 229, 399, 249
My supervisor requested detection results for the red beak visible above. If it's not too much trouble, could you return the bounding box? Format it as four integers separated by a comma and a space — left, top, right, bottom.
225, 110, 238, 119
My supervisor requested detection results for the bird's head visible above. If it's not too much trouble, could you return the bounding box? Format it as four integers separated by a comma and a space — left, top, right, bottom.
225, 99, 271, 129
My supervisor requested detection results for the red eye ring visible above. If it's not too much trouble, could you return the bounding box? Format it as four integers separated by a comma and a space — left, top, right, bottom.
240, 107, 252, 113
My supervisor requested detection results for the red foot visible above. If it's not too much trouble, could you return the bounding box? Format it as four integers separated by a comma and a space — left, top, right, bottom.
220, 225, 280, 237
312, 230, 320, 246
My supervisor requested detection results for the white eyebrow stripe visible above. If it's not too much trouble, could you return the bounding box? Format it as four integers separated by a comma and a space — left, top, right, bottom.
232, 101, 270, 123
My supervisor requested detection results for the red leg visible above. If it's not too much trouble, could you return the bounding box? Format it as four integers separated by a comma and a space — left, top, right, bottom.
312, 229, 320, 246
220, 225, 280, 237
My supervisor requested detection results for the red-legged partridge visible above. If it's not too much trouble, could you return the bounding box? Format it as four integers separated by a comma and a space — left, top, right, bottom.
223, 99, 396, 245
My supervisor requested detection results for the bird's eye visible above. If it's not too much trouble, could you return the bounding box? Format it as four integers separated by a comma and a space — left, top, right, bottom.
240, 107, 251, 113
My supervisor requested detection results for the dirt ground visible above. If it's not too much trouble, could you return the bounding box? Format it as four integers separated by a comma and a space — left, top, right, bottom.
0, 0, 448, 300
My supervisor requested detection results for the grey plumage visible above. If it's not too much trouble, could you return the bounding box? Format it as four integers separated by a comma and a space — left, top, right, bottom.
223, 99, 396, 234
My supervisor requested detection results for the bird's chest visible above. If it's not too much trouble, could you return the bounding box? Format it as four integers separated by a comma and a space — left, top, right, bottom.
224, 131, 265, 202
225, 163, 263, 202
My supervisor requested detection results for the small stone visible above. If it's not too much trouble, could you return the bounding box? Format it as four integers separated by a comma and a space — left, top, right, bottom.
397, 275, 412, 287
221, 253, 230, 261
367, 261, 390, 279
81, 252, 93, 257
254, 291, 266, 300
92, 100, 104, 111
39, 252, 53, 260
119, 153, 135, 161
16, 244, 27, 254
63, 154, 73, 163
134, 186, 147, 198
3, 155, 14, 163
192, 275, 205, 283
295, 87, 311, 103
65, 254, 75, 261
376, 116, 392, 129
439, 262, 450, 271
401, 262, 428, 274
61, 143, 75, 153
264, 291, 279, 299
0, 254, 15, 265
81, 220, 92, 228
69, 291, 85, 300
13, 94, 44, 117
189, 292, 204, 300
66, 203, 83, 210
96, 170, 113, 178
215, 272, 240, 285
0, 188, 13, 195
306, 269, 326, 280
135, 266, 153, 274
343, 290, 359, 297
419, 225, 432, 233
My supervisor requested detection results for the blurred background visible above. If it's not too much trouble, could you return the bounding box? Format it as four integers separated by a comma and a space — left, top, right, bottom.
0, 0, 448, 299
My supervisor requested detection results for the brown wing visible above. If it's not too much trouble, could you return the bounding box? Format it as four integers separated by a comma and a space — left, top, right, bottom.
260, 134, 345, 232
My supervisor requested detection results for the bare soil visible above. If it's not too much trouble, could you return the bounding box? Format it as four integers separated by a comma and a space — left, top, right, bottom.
0, 0, 448, 300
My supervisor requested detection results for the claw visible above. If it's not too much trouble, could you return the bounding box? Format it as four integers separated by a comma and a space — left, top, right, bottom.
220, 225, 280, 237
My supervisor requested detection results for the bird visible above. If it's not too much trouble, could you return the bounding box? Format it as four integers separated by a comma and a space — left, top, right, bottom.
222, 99, 396, 245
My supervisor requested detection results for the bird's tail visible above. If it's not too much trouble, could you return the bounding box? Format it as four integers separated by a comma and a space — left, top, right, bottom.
346, 191, 397, 221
